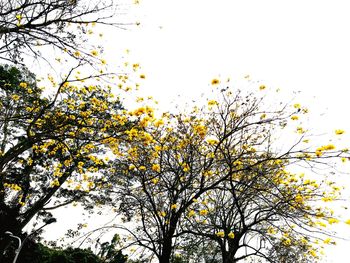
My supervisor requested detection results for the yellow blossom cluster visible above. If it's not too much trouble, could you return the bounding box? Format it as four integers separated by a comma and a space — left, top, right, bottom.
4, 183, 22, 191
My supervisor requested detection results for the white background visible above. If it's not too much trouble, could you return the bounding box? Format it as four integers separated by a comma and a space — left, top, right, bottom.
42, 0, 350, 261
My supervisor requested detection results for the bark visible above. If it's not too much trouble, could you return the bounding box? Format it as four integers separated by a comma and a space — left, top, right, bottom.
222, 238, 241, 263
159, 237, 173, 263
159, 215, 179, 263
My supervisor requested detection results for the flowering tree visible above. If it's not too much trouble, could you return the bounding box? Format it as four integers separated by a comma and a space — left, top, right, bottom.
109, 85, 348, 263
0, 0, 127, 64
180, 159, 342, 263
0, 64, 139, 258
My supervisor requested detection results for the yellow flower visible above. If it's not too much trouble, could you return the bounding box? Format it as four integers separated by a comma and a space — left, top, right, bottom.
136, 97, 144, 103
4, 183, 22, 191
171, 204, 177, 210
322, 144, 336, 151
182, 163, 190, 172
208, 100, 218, 106
154, 119, 164, 127
267, 227, 277, 235
309, 249, 317, 258
294, 194, 304, 204
91, 50, 98, 56
151, 178, 159, 184
139, 166, 146, 171
293, 103, 301, 109
315, 150, 323, 157
323, 238, 335, 245
316, 221, 327, 227
133, 63, 140, 71
11, 94, 20, 101
140, 74, 146, 79
296, 127, 305, 134
193, 125, 207, 138
50, 179, 60, 187
199, 209, 208, 216
74, 51, 81, 57
345, 219, 350, 225
19, 82, 27, 88
188, 210, 196, 217
206, 139, 219, 145
216, 231, 225, 238
322, 196, 333, 202
335, 129, 345, 135
328, 218, 339, 225
158, 211, 166, 217
211, 78, 220, 85
228, 232, 235, 239
282, 238, 291, 246
152, 164, 161, 172
291, 115, 299, 120
259, 85, 266, 90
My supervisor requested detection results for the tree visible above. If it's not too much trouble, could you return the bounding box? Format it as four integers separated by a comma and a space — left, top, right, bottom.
97, 234, 128, 263
2, 233, 130, 263
0, 64, 140, 258
108, 85, 347, 263
19, 242, 104, 263
180, 159, 341, 263
0, 0, 125, 64
173, 235, 221, 263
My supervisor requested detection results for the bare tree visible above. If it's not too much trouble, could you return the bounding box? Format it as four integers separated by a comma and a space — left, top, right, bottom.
0, 0, 127, 64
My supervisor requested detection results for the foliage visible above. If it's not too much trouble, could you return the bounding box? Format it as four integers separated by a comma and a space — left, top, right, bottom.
97, 234, 128, 263
17, 243, 108, 263
32, 245, 103, 263
0, 64, 140, 257
3, 231, 129, 263
107, 85, 348, 263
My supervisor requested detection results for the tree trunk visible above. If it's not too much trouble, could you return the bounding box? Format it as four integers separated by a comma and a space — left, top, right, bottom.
223, 255, 239, 263
159, 214, 179, 263
159, 237, 172, 263
222, 239, 240, 263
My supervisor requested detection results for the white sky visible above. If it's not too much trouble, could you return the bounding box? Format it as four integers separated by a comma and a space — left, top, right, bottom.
109, 0, 350, 261
119, 0, 350, 110
41, 0, 350, 261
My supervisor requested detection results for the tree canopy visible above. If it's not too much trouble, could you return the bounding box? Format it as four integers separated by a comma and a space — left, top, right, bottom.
103, 85, 348, 263
0, 63, 145, 259
1, 1, 349, 263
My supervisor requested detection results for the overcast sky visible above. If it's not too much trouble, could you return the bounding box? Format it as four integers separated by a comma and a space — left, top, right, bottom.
41, 1, 350, 261
111, 1, 350, 261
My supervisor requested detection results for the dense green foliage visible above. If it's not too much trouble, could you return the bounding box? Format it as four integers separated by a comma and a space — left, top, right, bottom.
4, 242, 127, 263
